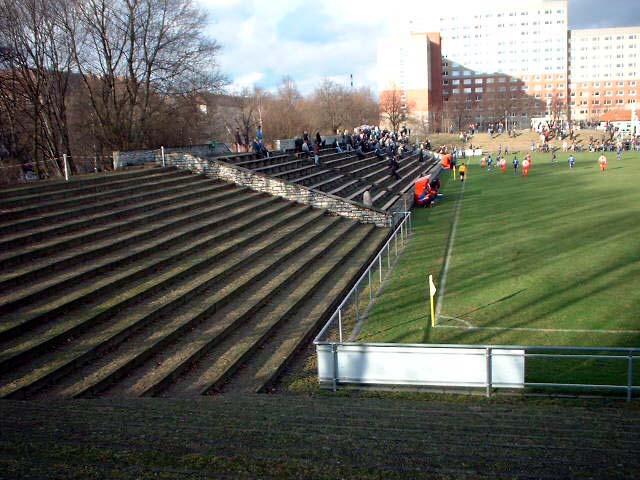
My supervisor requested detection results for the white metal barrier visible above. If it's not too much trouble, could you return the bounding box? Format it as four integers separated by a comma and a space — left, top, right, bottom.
313, 210, 639, 401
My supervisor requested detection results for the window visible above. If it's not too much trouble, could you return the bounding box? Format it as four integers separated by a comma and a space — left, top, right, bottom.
452, 89, 460, 94
498, 77, 507, 83
452, 79, 460, 85
464, 79, 472, 85
475, 78, 483, 84
452, 71, 460, 77
617, 90, 624, 95
464, 87, 472, 93
617, 81, 625, 86
443, 80, 449, 85
594, 82, 600, 87
606, 91, 612, 96
486, 78, 495, 84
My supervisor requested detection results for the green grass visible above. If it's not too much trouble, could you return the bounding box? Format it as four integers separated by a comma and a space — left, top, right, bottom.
358, 151, 640, 389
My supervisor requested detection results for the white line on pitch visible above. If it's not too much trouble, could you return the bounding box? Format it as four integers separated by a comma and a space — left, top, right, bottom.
435, 180, 465, 321
439, 314, 475, 328
435, 323, 640, 335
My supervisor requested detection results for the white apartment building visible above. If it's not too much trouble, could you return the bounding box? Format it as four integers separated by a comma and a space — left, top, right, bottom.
378, 0, 640, 129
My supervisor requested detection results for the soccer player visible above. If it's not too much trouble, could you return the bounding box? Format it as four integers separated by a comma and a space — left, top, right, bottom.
459, 163, 467, 182
481, 156, 486, 168
551, 152, 558, 166
500, 157, 507, 172
487, 155, 493, 171
599, 153, 607, 171
522, 157, 530, 176
568, 154, 575, 169
512, 156, 519, 174
617, 146, 622, 161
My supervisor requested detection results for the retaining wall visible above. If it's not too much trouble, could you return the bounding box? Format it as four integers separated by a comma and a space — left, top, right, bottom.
164, 152, 392, 227
113, 144, 231, 169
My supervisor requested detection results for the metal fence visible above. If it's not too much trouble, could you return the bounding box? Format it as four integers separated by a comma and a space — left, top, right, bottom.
313, 210, 639, 401
315, 211, 412, 345
313, 341, 638, 401
0, 155, 113, 185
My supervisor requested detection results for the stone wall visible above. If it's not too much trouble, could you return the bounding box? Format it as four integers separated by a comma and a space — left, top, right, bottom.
113, 144, 231, 169
164, 152, 392, 227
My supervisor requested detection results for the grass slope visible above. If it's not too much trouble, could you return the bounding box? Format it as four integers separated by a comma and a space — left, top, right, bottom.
358, 152, 640, 387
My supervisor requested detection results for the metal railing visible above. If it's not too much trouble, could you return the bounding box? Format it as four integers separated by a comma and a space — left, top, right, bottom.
313, 340, 638, 402
315, 211, 412, 344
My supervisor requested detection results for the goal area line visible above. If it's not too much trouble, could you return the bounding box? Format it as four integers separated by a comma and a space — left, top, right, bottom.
437, 315, 640, 335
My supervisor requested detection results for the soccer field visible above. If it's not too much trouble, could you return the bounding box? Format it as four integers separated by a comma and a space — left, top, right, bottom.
359, 151, 640, 351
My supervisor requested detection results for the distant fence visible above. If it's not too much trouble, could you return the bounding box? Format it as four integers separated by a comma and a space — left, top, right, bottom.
0, 155, 113, 186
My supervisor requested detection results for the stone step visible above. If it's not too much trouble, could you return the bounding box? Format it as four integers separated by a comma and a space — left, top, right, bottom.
0, 195, 292, 315
40, 217, 351, 399
0, 188, 264, 290
0, 207, 328, 398
222, 225, 388, 394
0, 202, 314, 358
0, 168, 189, 210
0, 182, 241, 267
0, 175, 216, 236
0, 166, 166, 199
160, 222, 379, 397
0, 169, 198, 222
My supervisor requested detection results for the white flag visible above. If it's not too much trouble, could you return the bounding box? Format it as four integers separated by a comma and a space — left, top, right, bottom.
429, 275, 437, 297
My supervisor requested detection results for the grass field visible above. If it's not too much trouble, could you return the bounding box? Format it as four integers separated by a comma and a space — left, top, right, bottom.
357, 151, 640, 388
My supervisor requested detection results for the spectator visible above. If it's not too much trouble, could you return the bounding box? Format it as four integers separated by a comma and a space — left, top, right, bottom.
388, 155, 400, 180
235, 128, 244, 153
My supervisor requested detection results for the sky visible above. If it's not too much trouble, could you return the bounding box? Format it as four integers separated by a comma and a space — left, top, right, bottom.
198, 0, 640, 95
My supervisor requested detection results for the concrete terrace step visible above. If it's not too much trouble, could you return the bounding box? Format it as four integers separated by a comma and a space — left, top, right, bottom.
0, 181, 242, 267
0, 188, 266, 290
0, 166, 166, 199
0, 195, 293, 316
37, 216, 351, 399
0, 202, 315, 359
157, 220, 374, 397
221, 225, 388, 394
0, 168, 190, 210
2, 395, 638, 480
0, 169, 197, 222
0, 174, 216, 236
253, 158, 311, 175
0, 207, 329, 399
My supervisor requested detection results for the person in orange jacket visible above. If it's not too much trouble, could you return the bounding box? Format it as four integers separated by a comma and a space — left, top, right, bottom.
522, 157, 530, 176
599, 153, 607, 171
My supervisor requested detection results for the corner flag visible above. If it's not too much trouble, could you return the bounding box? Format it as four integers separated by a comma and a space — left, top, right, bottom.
428, 275, 437, 327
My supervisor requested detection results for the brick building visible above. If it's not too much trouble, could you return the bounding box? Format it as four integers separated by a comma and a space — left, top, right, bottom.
378, 0, 640, 132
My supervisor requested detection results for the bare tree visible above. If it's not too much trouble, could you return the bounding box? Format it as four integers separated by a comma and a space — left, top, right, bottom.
310, 78, 347, 133
66, 0, 226, 151
379, 84, 408, 133
0, 0, 76, 173
444, 93, 476, 133
548, 89, 567, 123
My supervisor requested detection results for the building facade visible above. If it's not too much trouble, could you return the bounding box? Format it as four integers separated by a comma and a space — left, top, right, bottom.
378, 0, 640, 131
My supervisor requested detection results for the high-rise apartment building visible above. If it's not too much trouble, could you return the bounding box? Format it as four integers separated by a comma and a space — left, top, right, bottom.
378, 0, 640, 131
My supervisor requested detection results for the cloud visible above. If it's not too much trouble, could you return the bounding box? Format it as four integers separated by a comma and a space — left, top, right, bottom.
198, 0, 640, 95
